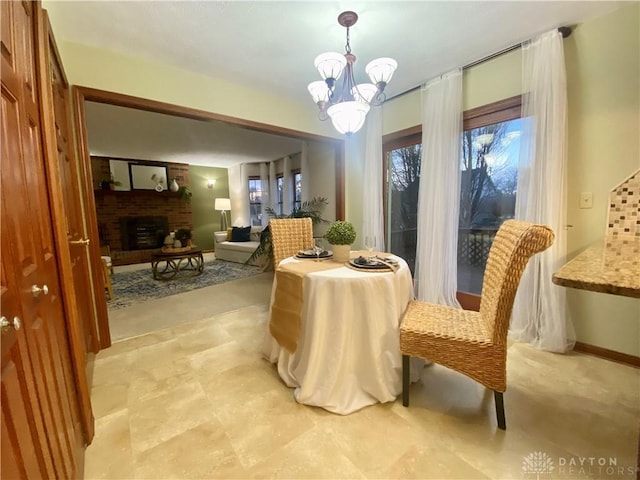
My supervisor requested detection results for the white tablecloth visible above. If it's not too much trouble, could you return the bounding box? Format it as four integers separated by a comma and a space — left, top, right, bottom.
264, 255, 416, 414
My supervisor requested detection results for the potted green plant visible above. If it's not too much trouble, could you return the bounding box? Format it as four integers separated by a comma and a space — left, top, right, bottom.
174, 228, 192, 247
325, 220, 356, 262
177, 185, 192, 203
99, 173, 121, 190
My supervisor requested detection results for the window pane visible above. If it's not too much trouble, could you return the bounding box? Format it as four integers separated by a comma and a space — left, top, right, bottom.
248, 178, 263, 226
387, 144, 422, 274
294, 172, 302, 210
277, 177, 283, 211
457, 119, 521, 294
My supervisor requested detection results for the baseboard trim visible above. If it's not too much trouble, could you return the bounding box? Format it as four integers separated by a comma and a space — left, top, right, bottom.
574, 341, 640, 368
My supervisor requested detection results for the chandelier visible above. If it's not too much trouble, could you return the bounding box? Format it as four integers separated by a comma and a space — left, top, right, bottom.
307, 11, 397, 136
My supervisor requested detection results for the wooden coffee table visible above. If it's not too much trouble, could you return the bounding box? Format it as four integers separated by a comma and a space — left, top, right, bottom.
151, 247, 204, 280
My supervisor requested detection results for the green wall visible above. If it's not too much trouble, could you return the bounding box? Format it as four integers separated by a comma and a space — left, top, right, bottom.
189, 165, 229, 251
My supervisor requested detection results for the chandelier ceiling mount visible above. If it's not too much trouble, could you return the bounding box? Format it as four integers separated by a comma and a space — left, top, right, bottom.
308, 11, 397, 136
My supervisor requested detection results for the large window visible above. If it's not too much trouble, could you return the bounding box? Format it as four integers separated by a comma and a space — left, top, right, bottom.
248, 177, 263, 226
383, 96, 522, 298
458, 117, 521, 294
384, 132, 422, 274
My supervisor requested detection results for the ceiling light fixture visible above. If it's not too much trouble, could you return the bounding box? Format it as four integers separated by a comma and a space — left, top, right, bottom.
308, 11, 397, 136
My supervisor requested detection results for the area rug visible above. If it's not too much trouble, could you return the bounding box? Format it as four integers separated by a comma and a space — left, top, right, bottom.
107, 259, 263, 310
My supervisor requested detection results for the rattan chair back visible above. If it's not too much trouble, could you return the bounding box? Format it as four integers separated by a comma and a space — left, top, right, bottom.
479, 220, 555, 346
269, 218, 314, 267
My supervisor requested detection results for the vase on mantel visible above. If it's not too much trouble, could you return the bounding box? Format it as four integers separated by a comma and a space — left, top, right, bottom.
169, 178, 179, 192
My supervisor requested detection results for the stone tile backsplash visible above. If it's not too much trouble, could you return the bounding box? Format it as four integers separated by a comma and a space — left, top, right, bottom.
607, 169, 640, 237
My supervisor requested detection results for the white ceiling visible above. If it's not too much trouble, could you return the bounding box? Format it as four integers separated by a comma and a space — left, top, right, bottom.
85, 102, 304, 168
47, 1, 625, 167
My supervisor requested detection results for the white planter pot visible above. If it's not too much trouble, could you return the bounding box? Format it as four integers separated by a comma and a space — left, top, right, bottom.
331, 244, 351, 263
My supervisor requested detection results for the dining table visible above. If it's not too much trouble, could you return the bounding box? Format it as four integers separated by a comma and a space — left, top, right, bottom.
263, 250, 417, 414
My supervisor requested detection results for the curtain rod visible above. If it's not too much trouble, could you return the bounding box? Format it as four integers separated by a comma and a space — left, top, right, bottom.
386, 26, 572, 102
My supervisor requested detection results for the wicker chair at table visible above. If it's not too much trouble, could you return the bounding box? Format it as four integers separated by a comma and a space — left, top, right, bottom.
399, 220, 554, 430
269, 217, 314, 268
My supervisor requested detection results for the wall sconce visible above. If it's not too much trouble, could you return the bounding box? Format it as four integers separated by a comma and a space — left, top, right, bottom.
207, 179, 216, 189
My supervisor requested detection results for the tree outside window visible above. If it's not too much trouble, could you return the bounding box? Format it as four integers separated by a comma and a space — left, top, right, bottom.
458, 118, 521, 294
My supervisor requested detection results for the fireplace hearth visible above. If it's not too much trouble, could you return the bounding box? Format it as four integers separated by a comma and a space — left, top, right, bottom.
120, 216, 169, 251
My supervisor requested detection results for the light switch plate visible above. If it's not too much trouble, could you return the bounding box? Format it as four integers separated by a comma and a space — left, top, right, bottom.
580, 192, 593, 209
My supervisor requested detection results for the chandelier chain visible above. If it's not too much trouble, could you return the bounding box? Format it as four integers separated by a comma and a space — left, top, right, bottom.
345, 26, 351, 54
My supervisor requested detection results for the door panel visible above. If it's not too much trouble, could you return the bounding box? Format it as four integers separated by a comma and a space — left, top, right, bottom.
44, 16, 99, 356
1, 1, 86, 476
1, 234, 55, 479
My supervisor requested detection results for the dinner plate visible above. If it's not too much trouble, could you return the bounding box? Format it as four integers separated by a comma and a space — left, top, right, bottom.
295, 250, 333, 259
349, 256, 392, 270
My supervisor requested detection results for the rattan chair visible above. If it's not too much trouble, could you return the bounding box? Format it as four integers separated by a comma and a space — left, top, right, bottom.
269, 217, 314, 268
399, 220, 554, 430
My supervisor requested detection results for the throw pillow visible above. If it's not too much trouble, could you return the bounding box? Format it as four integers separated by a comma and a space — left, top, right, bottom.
226, 227, 232, 241
230, 226, 251, 242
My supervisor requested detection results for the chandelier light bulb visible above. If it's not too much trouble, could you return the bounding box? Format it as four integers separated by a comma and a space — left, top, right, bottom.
308, 11, 397, 135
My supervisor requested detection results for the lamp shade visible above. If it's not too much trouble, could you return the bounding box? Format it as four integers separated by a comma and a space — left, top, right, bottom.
365, 57, 398, 86
215, 198, 231, 211
351, 83, 378, 103
327, 101, 370, 135
314, 52, 347, 81
307, 80, 329, 104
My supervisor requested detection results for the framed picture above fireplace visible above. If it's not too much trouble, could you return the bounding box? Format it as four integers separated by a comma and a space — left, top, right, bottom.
130, 164, 168, 191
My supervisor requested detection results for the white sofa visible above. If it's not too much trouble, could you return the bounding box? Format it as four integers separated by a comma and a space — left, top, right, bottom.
214, 226, 263, 265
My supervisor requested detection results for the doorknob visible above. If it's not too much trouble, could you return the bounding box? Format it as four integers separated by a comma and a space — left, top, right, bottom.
1, 316, 21, 333
31, 284, 49, 298
69, 238, 90, 246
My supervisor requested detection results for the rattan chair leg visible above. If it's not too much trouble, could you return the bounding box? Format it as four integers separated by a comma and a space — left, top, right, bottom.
402, 355, 410, 407
494, 391, 506, 430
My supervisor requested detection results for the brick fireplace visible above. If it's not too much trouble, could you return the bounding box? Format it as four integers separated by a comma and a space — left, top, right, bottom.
92, 157, 192, 265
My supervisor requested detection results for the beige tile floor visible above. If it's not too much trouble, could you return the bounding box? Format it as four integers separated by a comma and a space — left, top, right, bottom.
86, 271, 640, 479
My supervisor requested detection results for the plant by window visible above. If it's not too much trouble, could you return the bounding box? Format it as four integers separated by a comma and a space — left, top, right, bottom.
325, 220, 356, 245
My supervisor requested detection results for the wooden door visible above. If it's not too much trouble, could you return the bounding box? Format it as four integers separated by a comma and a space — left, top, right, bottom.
41, 12, 100, 358
1, 0, 85, 476
1, 228, 55, 478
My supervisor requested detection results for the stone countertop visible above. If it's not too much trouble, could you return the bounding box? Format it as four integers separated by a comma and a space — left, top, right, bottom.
552, 236, 640, 298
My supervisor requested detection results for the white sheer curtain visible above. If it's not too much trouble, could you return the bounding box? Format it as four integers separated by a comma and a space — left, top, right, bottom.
228, 163, 249, 226
300, 142, 310, 203
361, 108, 386, 251
283, 155, 293, 214
510, 30, 575, 353
259, 162, 270, 227
269, 161, 278, 215
414, 69, 463, 306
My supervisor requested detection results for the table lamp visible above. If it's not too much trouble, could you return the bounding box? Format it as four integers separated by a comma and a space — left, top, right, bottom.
215, 198, 231, 231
